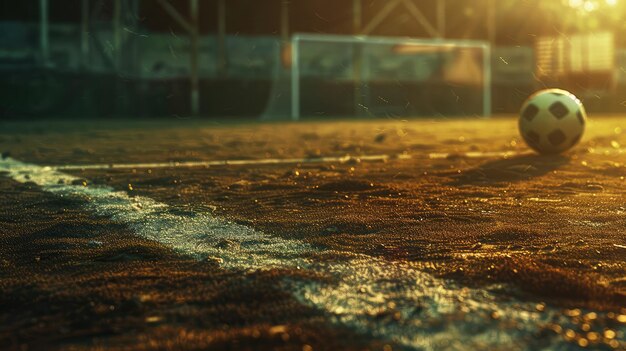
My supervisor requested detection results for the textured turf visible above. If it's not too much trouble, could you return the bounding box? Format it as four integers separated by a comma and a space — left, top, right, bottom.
1, 116, 625, 350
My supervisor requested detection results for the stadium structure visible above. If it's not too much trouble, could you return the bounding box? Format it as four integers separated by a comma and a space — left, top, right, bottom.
0, 0, 625, 118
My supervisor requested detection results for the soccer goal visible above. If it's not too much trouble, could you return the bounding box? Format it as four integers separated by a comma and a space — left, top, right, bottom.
263, 34, 491, 120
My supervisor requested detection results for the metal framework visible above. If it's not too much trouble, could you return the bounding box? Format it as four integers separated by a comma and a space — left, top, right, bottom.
155, 0, 200, 115
36, 0, 498, 117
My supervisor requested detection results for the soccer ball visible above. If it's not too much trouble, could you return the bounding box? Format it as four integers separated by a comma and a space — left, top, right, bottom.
519, 89, 587, 154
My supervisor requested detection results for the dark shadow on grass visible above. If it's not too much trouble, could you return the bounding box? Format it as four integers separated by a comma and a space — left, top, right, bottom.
449, 154, 570, 186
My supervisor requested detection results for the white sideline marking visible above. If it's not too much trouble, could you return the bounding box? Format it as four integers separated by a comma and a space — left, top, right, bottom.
9, 151, 521, 172
50, 154, 411, 171
428, 151, 520, 159
0, 157, 581, 350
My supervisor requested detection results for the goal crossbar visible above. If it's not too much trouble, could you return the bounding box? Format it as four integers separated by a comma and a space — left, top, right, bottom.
289, 33, 492, 120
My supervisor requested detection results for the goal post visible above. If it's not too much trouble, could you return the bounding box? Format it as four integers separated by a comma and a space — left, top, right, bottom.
263, 33, 492, 120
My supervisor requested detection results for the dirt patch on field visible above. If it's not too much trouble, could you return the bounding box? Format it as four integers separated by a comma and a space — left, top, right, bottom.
0, 179, 390, 351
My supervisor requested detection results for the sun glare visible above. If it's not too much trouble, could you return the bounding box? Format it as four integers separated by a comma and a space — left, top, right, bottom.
567, 0, 619, 12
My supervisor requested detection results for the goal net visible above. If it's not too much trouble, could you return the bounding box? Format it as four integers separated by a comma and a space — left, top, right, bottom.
262, 34, 491, 120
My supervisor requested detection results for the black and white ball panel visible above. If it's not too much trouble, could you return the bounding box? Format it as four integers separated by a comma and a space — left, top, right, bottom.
518, 89, 587, 154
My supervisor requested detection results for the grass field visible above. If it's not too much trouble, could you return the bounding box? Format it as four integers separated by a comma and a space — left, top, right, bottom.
0, 115, 625, 350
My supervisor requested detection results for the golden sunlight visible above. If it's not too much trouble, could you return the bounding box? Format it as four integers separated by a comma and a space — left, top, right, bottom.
567, 0, 618, 12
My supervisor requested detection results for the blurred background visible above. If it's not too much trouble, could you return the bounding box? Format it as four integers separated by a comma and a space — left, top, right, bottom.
0, 0, 625, 119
